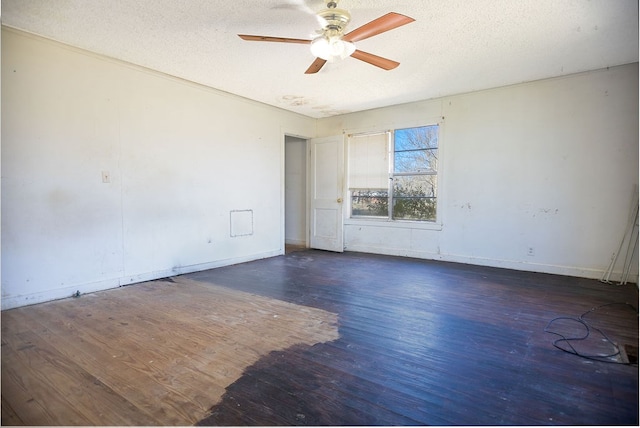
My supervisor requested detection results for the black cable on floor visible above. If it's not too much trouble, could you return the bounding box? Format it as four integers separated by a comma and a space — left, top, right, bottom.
544, 302, 638, 365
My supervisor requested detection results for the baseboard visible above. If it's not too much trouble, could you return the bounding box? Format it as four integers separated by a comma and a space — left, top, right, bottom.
1, 277, 122, 311
285, 238, 306, 246
1, 250, 282, 310
343, 244, 636, 283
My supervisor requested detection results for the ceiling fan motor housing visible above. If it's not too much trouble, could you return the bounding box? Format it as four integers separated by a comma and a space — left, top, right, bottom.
318, 8, 351, 33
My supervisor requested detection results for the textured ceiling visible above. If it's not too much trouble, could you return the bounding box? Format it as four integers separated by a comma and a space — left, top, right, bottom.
1, 0, 638, 118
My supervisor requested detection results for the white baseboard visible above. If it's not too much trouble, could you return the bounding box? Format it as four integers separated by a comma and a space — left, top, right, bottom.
1, 278, 121, 310
343, 244, 637, 283
1, 250, 281, 310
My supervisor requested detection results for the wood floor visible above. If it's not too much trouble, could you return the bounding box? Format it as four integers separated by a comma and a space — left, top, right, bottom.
1, 276, 338, 425
3, 250, 638, 425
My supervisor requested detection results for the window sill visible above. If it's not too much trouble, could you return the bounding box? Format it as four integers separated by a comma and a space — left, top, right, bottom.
344, 217, 443, 231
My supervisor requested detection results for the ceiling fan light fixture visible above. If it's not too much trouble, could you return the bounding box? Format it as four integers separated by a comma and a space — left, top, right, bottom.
310, 35, 356, 62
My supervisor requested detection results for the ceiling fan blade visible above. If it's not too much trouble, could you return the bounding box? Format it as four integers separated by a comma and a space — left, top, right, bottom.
305, 57, 328, 74
343, 12, 415, 43
238, 35, 311, 44
351, 50, 400, 71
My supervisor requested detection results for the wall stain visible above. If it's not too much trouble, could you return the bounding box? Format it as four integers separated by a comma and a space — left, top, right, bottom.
281, 95, 310, 106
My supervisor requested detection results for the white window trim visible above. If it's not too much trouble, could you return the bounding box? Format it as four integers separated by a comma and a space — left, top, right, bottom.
344, 216, 444, 231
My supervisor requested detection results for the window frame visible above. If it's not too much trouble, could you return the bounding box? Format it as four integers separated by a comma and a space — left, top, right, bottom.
347, 122, 442, 229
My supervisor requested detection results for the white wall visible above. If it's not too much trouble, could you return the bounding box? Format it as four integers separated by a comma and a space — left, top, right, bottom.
1, 28, 315, 309
285, 136, 307, 246
2, 27, 637, 310
318, 64, 639, 281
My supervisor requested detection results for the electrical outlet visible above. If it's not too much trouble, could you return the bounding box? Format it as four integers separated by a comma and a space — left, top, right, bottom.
527, 247, 535, 256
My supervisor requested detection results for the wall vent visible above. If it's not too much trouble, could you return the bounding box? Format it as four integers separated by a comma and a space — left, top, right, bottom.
230, 210, 253, 237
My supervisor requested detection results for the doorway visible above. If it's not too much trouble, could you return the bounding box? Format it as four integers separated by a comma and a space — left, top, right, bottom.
284, 135, 307, 253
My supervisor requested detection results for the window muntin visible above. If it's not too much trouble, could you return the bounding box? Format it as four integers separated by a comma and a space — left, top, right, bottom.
349, 125, 439, 222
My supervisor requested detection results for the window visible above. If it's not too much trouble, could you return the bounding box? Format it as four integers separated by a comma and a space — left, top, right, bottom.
348, 132, 390, 217
349, 125, 439, 222
392, 126, 438, 221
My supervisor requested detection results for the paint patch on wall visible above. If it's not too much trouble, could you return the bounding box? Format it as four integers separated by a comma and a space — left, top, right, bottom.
230, 209, 253, 237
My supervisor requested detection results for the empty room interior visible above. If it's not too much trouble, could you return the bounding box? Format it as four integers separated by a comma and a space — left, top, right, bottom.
1, 0, 639, 426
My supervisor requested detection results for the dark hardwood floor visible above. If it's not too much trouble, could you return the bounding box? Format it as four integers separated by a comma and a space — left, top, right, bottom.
187, 249, 639, 426
2, 249, 637, 425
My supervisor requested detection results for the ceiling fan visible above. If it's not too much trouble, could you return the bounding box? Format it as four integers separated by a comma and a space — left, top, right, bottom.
238, 0, 415, 74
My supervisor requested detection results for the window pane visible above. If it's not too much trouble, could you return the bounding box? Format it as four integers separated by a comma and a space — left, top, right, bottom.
394, 148, 437, 173
394, 126, 438, 151
393, 197, 437, 221
394, 125, 438, 174
351, 189, 388, 217
349, 132, 389, 189
392, 175, 437, 221
393, 175, 437, 197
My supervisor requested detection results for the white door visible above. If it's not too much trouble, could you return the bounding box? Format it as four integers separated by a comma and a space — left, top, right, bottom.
309, 135, 344, 252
